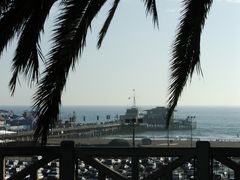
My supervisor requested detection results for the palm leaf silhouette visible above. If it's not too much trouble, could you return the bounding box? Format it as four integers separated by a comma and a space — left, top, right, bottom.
33, 0, 160, 144
143, 0, 159, 27
33, 0, 108, 144
166, 0, 213, 127
97, 0, 120, 48
9, 0, 55, 95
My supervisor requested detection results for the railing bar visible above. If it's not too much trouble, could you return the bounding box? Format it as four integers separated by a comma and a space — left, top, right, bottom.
143, 154, 193, 180
81, 156, 127, 180
0, 146, 60, 156
214, 156, 239, 170
8, 154, 59, 180
214, 156, 240, 179
212, 148, 240, 157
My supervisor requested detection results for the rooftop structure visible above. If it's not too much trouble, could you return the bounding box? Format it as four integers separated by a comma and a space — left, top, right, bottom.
143, 106, 168, 126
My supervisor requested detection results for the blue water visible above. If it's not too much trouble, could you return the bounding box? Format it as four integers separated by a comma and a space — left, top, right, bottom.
1, 105, 240, 141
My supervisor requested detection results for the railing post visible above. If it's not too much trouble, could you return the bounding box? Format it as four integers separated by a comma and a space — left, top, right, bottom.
132, 155, 139, 180
196, 141, 210, 180
0, 156, 5, 180
30, 156, 38, 180
60, 141, 75, 180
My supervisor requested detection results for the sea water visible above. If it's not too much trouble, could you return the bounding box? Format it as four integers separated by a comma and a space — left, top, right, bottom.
1, 105, 240, 141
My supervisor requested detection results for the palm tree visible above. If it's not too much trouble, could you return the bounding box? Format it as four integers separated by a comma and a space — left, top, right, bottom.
0, 0, 159, 144
0, 0, 213, 144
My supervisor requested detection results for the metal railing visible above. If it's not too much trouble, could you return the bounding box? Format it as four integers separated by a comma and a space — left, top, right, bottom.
0, 141, 240, 179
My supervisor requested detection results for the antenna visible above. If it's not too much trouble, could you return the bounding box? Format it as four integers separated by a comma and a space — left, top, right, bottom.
133, 89, 136, 108
128, 89, 137, 108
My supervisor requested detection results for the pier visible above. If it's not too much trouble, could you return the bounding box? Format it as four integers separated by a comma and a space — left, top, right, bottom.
0, 123, 121, 142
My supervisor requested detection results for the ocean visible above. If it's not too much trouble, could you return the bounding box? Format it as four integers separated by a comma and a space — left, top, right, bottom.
0, 105, 240, 141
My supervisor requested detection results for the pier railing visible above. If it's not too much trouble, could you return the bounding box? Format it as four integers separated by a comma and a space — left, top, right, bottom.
1, 141, 240, 179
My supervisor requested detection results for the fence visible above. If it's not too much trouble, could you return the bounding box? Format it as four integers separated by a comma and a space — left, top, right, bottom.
0, 141, 240, 179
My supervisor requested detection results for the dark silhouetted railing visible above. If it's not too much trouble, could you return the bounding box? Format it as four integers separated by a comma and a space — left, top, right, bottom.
1, 141, 240, 179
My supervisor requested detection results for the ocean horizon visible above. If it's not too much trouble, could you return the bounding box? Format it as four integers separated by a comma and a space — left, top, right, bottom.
0, 105, 240, 141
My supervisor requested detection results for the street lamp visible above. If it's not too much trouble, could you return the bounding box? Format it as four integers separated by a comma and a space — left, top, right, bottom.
167, 127, 170, 147
189, 116, 195, 147
125, 118, 136, 146
131, 119, 135, 147
125, 118, 143, 147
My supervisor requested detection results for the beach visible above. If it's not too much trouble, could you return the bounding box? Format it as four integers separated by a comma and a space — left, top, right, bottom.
47, 137, 240, 147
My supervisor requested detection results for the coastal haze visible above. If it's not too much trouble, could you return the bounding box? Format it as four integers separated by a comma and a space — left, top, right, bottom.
0, 0, 240, 107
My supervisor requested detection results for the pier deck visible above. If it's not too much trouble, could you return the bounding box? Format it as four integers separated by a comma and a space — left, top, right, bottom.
0, 123, 121, 141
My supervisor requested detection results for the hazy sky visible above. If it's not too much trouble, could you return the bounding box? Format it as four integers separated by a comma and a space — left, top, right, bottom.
1, 0, 240, 106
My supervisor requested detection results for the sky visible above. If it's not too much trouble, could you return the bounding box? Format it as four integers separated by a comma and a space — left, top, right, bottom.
0, 0, 240, 106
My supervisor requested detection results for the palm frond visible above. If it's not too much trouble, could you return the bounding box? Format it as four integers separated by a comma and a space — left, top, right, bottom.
97, 0, 120, 48
0, 0, 37, 56
9, 0, 55, 95
33, 0, 107, 145
166, 0, 213, 127
143, 0, 159, 27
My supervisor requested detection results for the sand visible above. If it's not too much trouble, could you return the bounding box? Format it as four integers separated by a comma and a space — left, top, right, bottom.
47, 137, 240, 147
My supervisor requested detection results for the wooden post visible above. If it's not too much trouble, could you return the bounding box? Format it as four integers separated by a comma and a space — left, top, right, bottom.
132, 155, 139, 180
0, 156, 5, 180
60, 141, 75, 180
196, 141, 210, 180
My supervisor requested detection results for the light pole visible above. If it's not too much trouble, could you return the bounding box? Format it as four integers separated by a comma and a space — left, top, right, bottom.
125, 118, 136, 147
126, 117, 143, 147
190, 116, 195, 147
187, 116, 193, 147
190, 116, 192, 147
167, 127, 170, 147
132, 119, 135, 147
